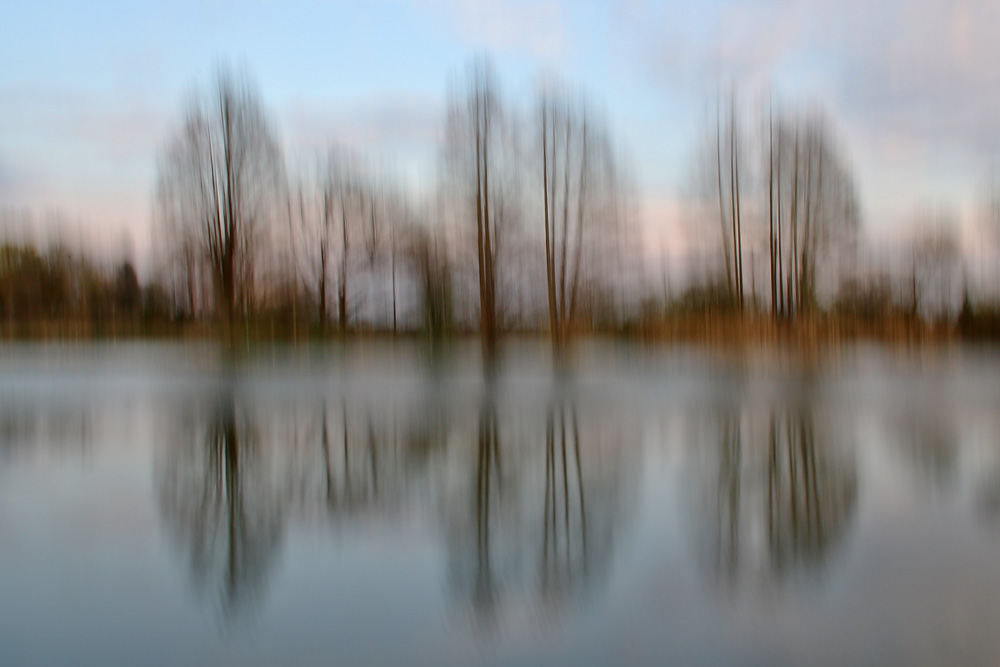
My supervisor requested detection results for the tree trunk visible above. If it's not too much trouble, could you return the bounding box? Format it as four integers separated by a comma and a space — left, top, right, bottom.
543, 102, 558, 352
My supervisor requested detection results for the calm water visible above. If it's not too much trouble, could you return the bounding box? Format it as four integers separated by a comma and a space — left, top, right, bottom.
2, 341, 1000, 666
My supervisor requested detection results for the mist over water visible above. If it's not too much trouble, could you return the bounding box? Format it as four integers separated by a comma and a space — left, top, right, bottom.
0, 342, 999, 665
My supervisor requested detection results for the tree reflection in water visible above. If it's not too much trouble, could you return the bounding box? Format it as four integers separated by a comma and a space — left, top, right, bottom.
472, 389, 503, 613
973, 422, 1000, 529
541, 401, 589, 602
444, 383, 513, 624
894, 407, 958, 495
316, 400, 387, 514
156, 384, 285, 621
156, 373, 635, 628
710, 411, 743, 583
0, 400, 92, 461
976, 468, 1000, 527
696, 401, 857, 588
446, 384, 632, 629
766, 409, 857, 576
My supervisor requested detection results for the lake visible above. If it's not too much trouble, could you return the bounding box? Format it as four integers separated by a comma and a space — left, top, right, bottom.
1, 341, 999, 666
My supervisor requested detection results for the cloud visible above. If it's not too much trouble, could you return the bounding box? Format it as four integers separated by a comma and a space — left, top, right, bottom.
280, 94, 445, 195
829, 0, 1000, 160
629, 0, 1000, 151
417, 0, 571, 61
282, 96, 443, 154
0, 159, 13, 195
0, 156, 45, 206
0, 86, 165, 160
633, 0, 811, 94
618, 0, 1000, 241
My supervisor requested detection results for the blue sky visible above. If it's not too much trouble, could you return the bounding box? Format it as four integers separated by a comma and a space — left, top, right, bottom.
3, 0, 999, 267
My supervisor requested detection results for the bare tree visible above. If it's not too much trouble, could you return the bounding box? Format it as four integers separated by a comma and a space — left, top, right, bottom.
360, 171, 406, 331
313, 150, 366, 333
155, 65, 282, 332
287, 165, 331, 334
728, 92, 746, 310
692, 94, 859, 320
538, 87, 623, 352
443, 58, 515, 355
288, 147, 413, 335
406, 219, 453, 341
983, 168, 1000, 298
695, 90, 747, 310
906, 210, 961, 321
768, 105, 859, 318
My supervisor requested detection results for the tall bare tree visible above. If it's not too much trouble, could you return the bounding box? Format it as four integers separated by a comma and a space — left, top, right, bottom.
538, 88, 623, 352
700, 90, 746, 309
768, 107, 858, 318
444, 58, 513, 355
287, 164, 331, 334
156, 65, 282, 331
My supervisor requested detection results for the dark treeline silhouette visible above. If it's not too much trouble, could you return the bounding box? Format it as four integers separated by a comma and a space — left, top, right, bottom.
0, 223, 172, 338
8, 58, 1000, 345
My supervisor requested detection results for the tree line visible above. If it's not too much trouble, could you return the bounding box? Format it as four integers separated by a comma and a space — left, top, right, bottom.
0, 226, 171, 338
3, 58, 999, 344
151, 59, 631, 351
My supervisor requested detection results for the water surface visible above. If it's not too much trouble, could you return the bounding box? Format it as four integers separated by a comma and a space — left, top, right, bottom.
2, 342, 1000, 666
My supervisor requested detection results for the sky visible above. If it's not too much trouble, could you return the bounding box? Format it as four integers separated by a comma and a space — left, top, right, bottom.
2, 0, 1000, 273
